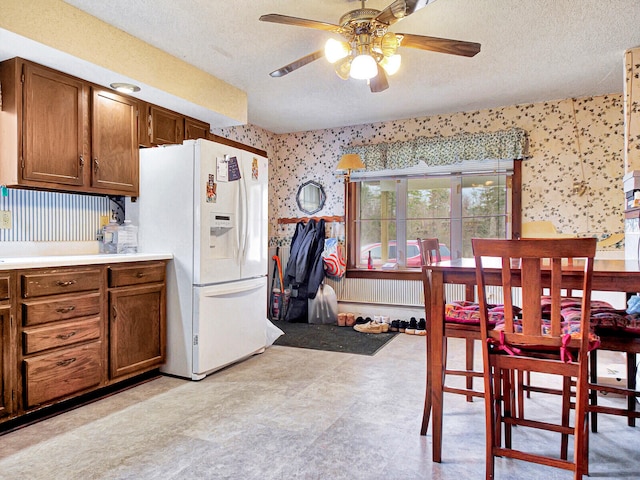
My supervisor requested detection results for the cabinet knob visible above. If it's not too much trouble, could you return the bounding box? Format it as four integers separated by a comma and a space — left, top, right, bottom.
79, 155, 85, 167
56, 331, 77, 340
94, 158, 99, 171
56, 280, 76, 287
136, 272, 145, 278
112, 305, 117, 319
56, 357, 76, 368
56, 305, 76, 314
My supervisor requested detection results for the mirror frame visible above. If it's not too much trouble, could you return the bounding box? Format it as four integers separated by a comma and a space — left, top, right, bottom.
296, 180, 326, 215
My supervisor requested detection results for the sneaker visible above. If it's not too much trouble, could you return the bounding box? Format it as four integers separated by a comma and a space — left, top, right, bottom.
416, 318, 427, 336
405, 317, 417, 335
355, 316, 367, 325
354, 321, 383, 334
398, 320, 408, 333
390, 320, 400, 332
379, 322, 389, 333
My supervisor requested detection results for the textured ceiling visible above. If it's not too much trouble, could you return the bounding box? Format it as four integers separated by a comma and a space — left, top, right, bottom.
61, 0, 640, 134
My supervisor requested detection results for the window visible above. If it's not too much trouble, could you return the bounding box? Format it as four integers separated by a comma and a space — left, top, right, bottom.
348, 161, 521, 269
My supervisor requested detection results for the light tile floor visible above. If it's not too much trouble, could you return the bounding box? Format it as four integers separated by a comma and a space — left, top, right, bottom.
0, 334, 637, 479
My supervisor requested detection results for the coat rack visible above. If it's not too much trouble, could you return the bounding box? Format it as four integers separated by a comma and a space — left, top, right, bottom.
277, 215, 344, 225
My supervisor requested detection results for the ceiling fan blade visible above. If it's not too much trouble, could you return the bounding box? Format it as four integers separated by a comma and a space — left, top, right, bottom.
370, 64, 389, 93
374, 0, 434, 26
259, 14, 342, 33
397, 33, 481, 57
269, 50, 325, 78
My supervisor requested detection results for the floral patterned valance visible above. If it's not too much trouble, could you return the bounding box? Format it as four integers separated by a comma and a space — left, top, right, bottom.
340, 127, 528, 171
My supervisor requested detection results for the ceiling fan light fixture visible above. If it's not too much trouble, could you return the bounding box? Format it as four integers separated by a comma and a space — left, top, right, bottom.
380, 54, 401, 75
334, 57, 352, 80
325, 38, 350, 64
379, 32, 400, 56
350, 54, 377, 80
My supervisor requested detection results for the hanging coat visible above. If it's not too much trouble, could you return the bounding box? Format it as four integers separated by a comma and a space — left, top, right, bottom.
284, 219, 325, 322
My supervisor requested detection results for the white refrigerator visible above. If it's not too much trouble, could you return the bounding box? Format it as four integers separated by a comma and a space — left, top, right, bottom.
131, 139, 269, 380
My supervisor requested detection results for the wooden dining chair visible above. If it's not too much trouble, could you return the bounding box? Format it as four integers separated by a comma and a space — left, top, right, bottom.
418, 238, 484, 438
472, 237, 597, 480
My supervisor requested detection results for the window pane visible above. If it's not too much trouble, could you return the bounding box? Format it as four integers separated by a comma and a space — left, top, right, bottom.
406, 178, 452, 258
462, 216, 507, 257
462, 174, 506, 216
358, 181, 397, 267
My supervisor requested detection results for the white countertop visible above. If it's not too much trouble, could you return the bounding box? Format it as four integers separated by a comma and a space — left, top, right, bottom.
0, 253, 172, 270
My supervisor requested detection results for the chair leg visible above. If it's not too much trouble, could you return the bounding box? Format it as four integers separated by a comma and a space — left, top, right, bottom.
516, 370, 524, 419
627, 352, 637, 428
485, 363, 497, 480
466, 337, 475, 402
503, 369, 514, 449
589, 350, 598, 433
561, 375, 572, 460
421, 334, 432, 436
574, 380, 589, 480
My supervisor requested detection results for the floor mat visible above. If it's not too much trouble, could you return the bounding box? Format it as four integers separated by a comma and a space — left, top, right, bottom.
272, 321, 398, 356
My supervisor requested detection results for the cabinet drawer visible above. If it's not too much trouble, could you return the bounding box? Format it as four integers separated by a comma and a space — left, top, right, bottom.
0, 275, 9, 301
22, 268, 101, 298
22, 292, 101, 326
109, 263, 165, 287
24, 341, 102, 408
23, 316, 101, 355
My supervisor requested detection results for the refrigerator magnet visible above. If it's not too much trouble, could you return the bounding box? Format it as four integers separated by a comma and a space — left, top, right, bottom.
227, 156, 242, 181
206, 174, 217, 203
216, 157, 228, 182
251, 157, 259, 181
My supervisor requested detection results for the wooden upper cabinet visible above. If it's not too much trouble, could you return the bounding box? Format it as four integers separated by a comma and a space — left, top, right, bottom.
0, 58, 140, 195
185, 117, 209, 140
22, 62, 88, 187
149, 105, 184, 145
91, 89, 139, 195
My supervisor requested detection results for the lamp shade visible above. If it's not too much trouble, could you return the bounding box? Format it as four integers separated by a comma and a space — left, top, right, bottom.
336, 153, 365, 171
350, 54, 377, 80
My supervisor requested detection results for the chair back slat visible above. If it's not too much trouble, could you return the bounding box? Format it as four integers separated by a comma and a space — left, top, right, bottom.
521, 257, 542, 337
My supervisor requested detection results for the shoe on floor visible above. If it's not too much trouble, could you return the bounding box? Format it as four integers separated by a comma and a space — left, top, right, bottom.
354, 321, 383, 334
398, 320, 408, 333
416, 318, 426, 336
405, 317, 417, 335
390, 320, 400, 332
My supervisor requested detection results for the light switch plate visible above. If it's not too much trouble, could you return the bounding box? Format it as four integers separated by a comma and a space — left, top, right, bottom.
0, 210, 11, 229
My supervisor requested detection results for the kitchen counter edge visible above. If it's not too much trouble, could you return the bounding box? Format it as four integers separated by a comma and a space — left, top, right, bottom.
0, 253, 173, 270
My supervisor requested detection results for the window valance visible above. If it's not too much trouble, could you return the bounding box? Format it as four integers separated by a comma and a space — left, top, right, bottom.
340, 127, 528, 171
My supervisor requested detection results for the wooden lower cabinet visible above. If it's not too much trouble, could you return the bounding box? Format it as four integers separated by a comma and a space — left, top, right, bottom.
0, 305, 14, 419
23, 341, 102, 408
0, 260, 166, 428
108, 263, 166, 380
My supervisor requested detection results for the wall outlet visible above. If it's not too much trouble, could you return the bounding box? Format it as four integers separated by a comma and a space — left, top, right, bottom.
0, 210, 11, 229
100, 215, 110, 228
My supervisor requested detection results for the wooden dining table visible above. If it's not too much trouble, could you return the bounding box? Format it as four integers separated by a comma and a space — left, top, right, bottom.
423, 257, 640, 463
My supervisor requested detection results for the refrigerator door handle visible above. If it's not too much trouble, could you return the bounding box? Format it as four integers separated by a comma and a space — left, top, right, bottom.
201, 277, 265, 297
239, 172, 249, 265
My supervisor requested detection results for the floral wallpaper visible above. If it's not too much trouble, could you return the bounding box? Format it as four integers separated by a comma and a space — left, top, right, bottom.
213, 93, 625, 250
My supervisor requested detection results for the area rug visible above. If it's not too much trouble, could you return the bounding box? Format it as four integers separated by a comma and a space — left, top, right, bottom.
272, 321, 398, 356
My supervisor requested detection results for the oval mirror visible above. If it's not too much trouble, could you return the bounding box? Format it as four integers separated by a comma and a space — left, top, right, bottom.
296, 180, 326, 215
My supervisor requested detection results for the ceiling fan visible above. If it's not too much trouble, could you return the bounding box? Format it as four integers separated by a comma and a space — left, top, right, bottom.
259, 0, 481, 93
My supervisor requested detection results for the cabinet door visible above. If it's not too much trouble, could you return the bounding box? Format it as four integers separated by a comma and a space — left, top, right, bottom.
91, 88, 139, 195
184, 117, 209, 140
149, 105, 184, 145
22, 62, 88, 187
109, 284, 165, 379
0, 305, 13, 419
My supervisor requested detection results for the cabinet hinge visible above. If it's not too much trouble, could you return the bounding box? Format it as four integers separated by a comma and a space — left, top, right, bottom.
12, 390, 15, 401
20, 156, 24, 169
193, 335, 198, 346
10, 314, 13, 327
